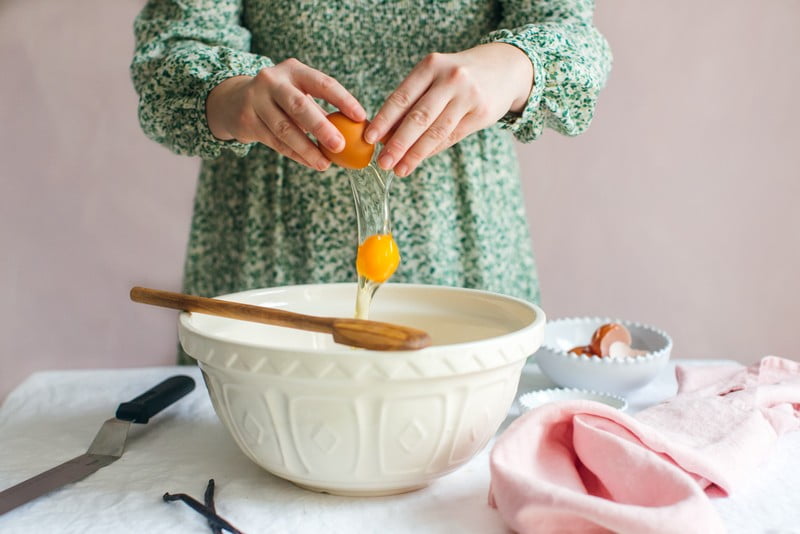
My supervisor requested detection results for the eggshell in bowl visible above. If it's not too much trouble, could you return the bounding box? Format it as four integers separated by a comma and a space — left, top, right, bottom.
534, 317, 672, 396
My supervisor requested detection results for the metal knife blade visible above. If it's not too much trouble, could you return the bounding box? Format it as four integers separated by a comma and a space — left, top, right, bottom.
0, 451, 118, 515
0, 375, 195, 516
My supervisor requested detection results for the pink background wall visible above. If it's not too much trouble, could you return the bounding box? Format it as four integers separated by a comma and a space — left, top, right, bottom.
2, 1, 798, 400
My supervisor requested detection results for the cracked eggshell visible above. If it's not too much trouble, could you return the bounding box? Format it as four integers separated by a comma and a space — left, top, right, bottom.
591, 323, 633, 357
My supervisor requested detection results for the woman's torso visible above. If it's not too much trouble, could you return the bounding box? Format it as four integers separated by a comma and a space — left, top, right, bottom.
244, 0, 502, 113
185, 0, 540, 305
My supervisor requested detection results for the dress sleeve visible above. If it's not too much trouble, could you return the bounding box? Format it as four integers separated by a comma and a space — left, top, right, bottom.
481, 0, 612, 142
131, 0, 273, 159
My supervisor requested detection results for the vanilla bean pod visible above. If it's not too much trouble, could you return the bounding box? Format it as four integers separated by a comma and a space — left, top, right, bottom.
204, 479, 223, 534
163, 491, 243, 534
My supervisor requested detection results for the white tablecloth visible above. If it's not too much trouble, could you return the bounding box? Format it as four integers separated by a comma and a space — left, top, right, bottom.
0, 361, 798, 533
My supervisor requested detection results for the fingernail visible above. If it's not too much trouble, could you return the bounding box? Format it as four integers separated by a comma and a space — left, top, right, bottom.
378, 154, 394, 169
327, 136, 344, 152
364, 128, 377, 144
395, 163, 408, 177
317, 160, 330, 171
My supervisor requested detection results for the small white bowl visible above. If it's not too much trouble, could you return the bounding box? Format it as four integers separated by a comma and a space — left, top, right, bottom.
519, 388, 628, 412
534, 317, 672, 396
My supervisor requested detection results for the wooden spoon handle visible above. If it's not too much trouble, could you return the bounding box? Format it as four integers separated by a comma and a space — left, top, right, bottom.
131, 287, 333, 333
130, 287, 431, 351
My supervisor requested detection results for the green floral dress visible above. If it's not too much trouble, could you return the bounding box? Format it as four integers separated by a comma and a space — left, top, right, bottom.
131, 0, 611, 360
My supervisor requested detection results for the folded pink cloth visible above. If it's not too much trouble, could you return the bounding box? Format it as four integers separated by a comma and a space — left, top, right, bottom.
489, 356, 800, 534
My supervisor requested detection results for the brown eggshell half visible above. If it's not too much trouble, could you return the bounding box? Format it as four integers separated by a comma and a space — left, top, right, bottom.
590, 323, 633, 357
568, 345, 596, 356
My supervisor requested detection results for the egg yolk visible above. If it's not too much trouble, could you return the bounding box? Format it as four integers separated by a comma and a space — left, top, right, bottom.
356, 234, 400, 283
319, 112, 375, 169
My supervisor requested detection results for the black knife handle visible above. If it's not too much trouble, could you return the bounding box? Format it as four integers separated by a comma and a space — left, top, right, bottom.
115, 375, 196, 424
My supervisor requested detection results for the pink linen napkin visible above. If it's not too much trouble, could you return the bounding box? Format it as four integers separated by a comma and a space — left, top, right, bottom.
488, 356, 800, 534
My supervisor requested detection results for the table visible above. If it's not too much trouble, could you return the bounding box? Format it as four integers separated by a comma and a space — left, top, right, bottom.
1, 361, 798, 533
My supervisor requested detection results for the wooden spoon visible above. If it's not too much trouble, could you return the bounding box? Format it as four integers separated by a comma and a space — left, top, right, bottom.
130, 286, 432, 351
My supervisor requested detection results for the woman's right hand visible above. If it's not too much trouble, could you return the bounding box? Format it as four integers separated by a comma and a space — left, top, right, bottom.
205, 58, 366, 170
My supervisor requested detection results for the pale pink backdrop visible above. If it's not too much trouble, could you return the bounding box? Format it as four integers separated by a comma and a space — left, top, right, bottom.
1, 1, 798, 400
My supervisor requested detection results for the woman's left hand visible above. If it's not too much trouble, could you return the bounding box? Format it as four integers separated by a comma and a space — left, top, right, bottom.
363, 43, 534, 177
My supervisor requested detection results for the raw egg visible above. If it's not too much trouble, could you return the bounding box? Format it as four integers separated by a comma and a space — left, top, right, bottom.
356, 233, 400, 283
319, 112, 375, 169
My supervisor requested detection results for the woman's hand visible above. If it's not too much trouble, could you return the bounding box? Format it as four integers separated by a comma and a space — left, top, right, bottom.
363, 43, 534, 177
205, 58, 366, 170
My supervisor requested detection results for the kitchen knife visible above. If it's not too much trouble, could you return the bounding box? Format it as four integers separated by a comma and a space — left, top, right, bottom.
0, 375, 195, 515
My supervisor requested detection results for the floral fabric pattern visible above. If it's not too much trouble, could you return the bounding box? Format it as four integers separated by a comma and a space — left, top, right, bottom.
131, 0, 611, 361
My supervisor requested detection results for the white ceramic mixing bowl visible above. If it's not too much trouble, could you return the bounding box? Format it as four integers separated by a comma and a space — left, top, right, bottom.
178, 283, 545, 496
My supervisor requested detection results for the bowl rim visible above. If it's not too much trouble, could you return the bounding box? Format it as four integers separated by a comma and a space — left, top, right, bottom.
178, 282, 546, 358
518, 387, 629, 411
538, 316, 672, 365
